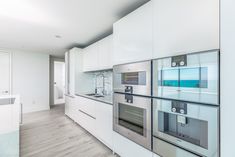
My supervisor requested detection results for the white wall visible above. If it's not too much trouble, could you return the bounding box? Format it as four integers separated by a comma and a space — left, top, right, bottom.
12, 51, 50, 113
221, 0, 235, 156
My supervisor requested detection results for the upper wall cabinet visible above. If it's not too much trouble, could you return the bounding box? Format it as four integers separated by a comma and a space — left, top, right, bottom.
83, 43, 99, 72
83, 35, 113, 72
113, 1, 153, 65
98, 35, 113, 70
153, 0, 219, 58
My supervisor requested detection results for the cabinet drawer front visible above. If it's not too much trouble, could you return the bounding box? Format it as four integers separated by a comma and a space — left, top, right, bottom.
78, 97, 96, 117
78, 109, 96, 135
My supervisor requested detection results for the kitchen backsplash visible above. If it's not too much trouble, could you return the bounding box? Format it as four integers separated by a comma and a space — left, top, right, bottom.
93, 70, 113, 95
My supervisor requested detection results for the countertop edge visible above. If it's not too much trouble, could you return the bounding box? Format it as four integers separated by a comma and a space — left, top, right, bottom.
75, 93, 113, 105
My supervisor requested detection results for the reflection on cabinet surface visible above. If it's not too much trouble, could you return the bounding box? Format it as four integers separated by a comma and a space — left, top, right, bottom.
113, 1, 153, 65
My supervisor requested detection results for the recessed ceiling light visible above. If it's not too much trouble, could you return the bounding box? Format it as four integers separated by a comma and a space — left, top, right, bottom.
55, 35, 62, 39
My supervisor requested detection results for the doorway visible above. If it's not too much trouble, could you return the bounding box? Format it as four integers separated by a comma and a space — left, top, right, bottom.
0, 51, 11, 95
53, 61, 65, 105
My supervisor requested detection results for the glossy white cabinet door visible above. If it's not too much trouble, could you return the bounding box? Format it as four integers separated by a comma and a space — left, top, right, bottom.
95, 102, 113, 148
98, 35, 113, 70
113, 1, 153, 65
153, 0, 219, 58
65, 95, 76, 120
83, 43, 99, 72
113, 132, 152, 157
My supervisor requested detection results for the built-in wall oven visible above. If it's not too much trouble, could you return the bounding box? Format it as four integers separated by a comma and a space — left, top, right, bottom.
113, 61, 152, 150
113, 93, 152, 150
152, 99, 219, 157
152, 50, 219, 105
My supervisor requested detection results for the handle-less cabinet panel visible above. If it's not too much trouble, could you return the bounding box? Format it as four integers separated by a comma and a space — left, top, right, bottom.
83, 43, 99, 72
98, 35, 113, 70
153, 0, 219, 58
83, 35, 113, 72
113, 1, 153, 65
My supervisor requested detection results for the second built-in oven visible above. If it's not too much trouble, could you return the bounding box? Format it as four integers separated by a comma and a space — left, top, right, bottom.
152, 50, 219, 105
113, 93, 152, 150
152, 98, 219, 157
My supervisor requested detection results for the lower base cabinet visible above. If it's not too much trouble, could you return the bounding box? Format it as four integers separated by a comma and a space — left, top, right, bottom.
95, 101, 113, 148
73, 96, 113, 150
65, 95, 77, 120
113, 132, 153, 157
67, 96, 161, 157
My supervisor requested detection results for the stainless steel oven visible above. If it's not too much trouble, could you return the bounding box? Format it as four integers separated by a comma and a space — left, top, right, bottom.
152, 98, 219, 157
152, 50, 219, 105
113, 61, 151, 96
113, 93, 152, 150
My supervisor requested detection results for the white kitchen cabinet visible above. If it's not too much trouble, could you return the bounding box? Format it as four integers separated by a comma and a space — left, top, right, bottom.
76, 96, 97, 135
113, 132, 152, 157
65, 95, 76, 120
83, 43, 99, 72
98, 35, 113, 70
113, 1, 153, 65
83, 35, 113, 72
95, 102, 113, 148
153, 0, 219, 58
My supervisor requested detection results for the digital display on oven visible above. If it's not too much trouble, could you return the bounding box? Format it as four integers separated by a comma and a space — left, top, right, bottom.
121, 71, 146, 85
159, 67, 208, 88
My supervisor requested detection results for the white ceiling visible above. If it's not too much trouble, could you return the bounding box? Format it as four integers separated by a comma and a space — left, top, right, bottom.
0, 0, 149, 57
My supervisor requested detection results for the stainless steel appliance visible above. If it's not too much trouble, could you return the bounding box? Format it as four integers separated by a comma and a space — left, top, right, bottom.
152, 50, 219, 105
113, 93, 152, 150
152, 98, 219, 157
113, 61, 151, 96
113, 61, 152, 150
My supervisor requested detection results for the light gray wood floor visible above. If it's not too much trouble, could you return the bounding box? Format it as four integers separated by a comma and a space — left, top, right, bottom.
20, 104, 117, 157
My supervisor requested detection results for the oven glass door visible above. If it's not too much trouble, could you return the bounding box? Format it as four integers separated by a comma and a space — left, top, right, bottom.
118, 102, 146, 136
153, 50, 219, 105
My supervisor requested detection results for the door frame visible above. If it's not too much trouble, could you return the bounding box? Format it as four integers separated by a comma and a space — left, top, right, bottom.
49, 56, 65, 107
0, 50, 12, 95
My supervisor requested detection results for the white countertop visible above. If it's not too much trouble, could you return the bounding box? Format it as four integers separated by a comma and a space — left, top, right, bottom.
75, 93, 113, 105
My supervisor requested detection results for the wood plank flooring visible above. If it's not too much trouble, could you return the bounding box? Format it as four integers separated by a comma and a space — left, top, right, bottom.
20, 104, 117, 157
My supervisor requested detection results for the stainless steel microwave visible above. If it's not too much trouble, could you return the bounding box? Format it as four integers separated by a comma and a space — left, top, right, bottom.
152, 50, 219, 105
113, 61, 151, 96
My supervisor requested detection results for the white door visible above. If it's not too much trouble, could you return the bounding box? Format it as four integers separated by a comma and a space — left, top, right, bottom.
0, 51, 11, 95
54, 61, 65, 105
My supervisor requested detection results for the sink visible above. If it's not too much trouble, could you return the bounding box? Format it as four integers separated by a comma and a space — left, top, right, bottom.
93, 95, 104, 98
85, 93, 96, 96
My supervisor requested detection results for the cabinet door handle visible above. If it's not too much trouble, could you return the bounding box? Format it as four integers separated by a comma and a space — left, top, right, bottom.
78, 109, 96, 120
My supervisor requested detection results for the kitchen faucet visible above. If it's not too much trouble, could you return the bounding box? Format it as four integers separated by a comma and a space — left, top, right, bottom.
95, 72, 106, 95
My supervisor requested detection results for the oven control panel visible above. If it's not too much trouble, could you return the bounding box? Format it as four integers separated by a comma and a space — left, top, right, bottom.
171, 55, 187, 67
171, 101, 187, 114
